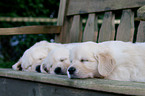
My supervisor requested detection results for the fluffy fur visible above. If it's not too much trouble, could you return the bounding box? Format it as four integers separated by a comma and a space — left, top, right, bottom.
12, 40, 62, 72
40, 42, 92, 75
40, 47, 70, 74
67, 41, 145, 82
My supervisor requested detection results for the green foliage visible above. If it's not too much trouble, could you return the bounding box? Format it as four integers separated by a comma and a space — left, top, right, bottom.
0, 62, 15, 68
0, 0, 59, 68
0, 0, 59, 17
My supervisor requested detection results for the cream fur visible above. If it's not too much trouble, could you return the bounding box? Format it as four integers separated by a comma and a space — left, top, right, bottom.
40, 42, 92, 74
67, 41, 145, 82
12, 40, 62, 72
40, 47, 70, 74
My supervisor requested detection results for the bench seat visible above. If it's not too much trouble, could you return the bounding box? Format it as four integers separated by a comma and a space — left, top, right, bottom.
0, 68, 145, 96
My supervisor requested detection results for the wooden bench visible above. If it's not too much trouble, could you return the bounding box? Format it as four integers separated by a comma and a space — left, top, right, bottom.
0, 0, 145, 95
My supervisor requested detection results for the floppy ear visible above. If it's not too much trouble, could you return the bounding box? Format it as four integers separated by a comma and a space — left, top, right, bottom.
97, 53, 115, 77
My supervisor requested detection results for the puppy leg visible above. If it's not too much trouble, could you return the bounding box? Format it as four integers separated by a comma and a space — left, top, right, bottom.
12, 58, 22, 71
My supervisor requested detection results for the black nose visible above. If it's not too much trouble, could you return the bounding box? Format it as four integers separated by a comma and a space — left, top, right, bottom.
68, 67, 76, 74
35, 65, 41, 73
54, 67, 61, 74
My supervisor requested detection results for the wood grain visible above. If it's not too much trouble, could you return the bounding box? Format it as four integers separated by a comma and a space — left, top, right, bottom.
0, 25, 61, 35
60, 17, 73, 43
67, 0, 145, 16
57, 0, 67, 26
68, 15, 82, 42
1, 68, 145, 95
83, 14, 98, 42
98, 12, 115, 42
55, 0, 68, 42
136, 21, 145, 42
116, 9, 134, 42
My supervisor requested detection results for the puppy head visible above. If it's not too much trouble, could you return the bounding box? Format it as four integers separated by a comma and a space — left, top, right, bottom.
67, 42, 115, 79
40, 47, 70, 75
21, 46, 50, 72
13, 41, 62, 72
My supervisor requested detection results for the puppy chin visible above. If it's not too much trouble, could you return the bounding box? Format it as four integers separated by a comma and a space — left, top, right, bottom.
67, 71, 77, 79
67, 74, 79, 79
67, 71, 94, 79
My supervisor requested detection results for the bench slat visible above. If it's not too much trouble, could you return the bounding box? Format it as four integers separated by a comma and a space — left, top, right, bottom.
55, 0, 68, 42
136, 21, 145, 42
68, 15, 82, 42
98, 12, 115, 42
67, 0, 145, 16
59, 17, 73, 43
83, 14, 98, 42
57, 0, 67, 26
116, 9, 134, 42
1, 68, 145, 95
0, 25, 61, 35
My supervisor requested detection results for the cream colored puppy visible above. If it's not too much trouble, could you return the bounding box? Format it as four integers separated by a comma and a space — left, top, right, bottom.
40, 42, 92, 75
40, 47, 70, 75
67, 41, 145, 82
12, 40, 62, 72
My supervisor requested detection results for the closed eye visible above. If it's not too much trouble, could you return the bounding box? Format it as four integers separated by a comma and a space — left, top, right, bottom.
60, 58, 67, 62
80, 59, 89, 62
39, 58, 43, 60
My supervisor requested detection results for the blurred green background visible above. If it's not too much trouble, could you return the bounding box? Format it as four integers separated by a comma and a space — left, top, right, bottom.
0, 0, 59, 68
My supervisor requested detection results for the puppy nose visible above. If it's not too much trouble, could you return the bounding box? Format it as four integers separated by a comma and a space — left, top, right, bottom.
68, 67, 76, 74
54, 67, 61, 74
35, 65, 41, 73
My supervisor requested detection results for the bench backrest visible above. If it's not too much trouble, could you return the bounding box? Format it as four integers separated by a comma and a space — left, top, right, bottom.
56, 0, 145, 43
0, 0, 144, 44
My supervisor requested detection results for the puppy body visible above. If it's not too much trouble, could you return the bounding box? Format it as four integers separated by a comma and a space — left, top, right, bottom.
68, 41, 145, 82
12, 41, 62, 72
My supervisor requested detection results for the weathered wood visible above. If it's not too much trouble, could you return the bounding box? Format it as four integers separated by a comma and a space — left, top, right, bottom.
136, 21, 145, 42
63, 17, 74, 43
0, 25, 61, 35
58, 17, 73, 43
55, 0, 68, 43
67, 0, 145, 16
0, 77, 121, 96
1, 68, 145, 95
98, 12, 115, 42
68, 15, 82, 42
137, 5, 145, 21
116, 9, 134, 42
83, 14, 98, 42
57, 0, 67, 26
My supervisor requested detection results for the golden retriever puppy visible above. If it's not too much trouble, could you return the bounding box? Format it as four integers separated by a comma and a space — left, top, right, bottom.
40, 47, 70, 75
67, 41, 145, 82
40, 42, 92, 75
12, 40, 62, 72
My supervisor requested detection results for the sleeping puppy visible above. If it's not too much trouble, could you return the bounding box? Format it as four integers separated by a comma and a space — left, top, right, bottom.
12, 40, 62, 72
40, 42, 92, 75
40, 47, 70, 75
67, 41, 145, 82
